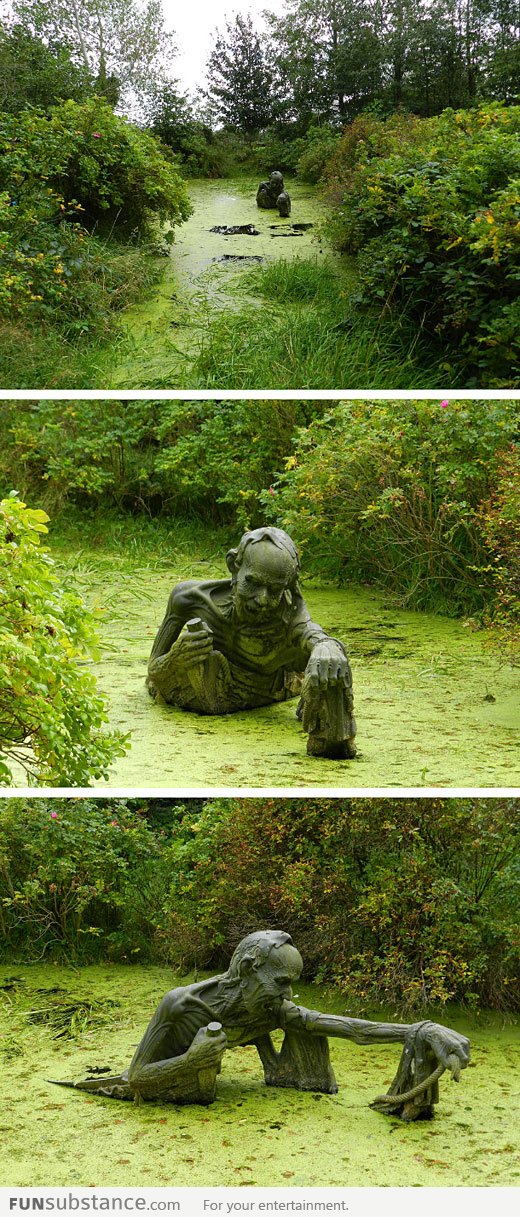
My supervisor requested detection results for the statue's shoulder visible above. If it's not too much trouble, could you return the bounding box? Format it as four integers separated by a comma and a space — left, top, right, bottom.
169, 577, 231, 617
157, 984, 200, 1017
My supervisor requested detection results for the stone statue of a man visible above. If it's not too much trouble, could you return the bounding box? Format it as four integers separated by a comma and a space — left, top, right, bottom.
257, 171, 286, 209
52, 930, 470, 1121
146, 527, 356, 759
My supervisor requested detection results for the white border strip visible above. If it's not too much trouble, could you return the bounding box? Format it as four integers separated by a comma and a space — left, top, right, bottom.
0, 390, 518, 400
1, 787, 518, 798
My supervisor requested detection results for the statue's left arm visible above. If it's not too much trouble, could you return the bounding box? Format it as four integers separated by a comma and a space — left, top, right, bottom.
266, 1003, 471, 1117
284, 1004, 470, 1070
290, 608, 351, 686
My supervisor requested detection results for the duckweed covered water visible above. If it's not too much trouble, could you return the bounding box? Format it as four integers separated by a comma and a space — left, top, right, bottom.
110, 178, 339, 388
51, 545, 520, 790
0, 964, 518, 1188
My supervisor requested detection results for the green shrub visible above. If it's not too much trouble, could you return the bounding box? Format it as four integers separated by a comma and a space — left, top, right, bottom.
262, 399, 518, 615
161, 797, 520, 1013
296, 124, 341, 183
0, 399, 323, 527
0, 800, 167, 962
324, 105, 520, 384
0, 98, 188, 334
0, 188, 162, 337
0, 98, 191, 234
0, 494, 127, 785
477, 444, 520, 655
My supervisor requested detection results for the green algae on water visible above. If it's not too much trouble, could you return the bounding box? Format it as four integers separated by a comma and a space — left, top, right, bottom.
51, 545, 520, 790
110, 178, 337, 388
1, 963, 518, 1188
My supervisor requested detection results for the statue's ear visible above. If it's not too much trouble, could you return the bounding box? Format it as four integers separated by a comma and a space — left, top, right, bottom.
238, 953, 256, 977
226, 548, 239, 577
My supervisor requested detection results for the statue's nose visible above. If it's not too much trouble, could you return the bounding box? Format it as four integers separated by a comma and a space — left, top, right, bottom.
255, 587, 269, 606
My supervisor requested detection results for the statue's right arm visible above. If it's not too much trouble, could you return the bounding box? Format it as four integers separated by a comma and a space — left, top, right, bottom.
127, 992, 226, 1089
282, 1003, 470, 1072
149, 582, 199, 660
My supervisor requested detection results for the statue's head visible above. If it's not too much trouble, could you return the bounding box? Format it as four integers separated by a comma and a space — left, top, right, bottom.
226, 527, 301, 624
226, 930, 303, 1015
269, 171, 284, 190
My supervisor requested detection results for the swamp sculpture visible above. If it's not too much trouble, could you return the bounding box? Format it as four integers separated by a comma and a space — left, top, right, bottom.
146, 527, 356, 759
257, 171, 291, 216
51, 931, 471, 1120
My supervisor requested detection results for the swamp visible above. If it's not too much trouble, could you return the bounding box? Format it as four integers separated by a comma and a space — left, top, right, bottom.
1, 400, 518, 790
0, 966, 518, 1188
1, 797, 518, 1186
69, 540, 519, 790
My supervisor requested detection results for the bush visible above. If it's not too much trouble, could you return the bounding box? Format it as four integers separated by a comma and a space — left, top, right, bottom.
0, 399, 323, 526
0, 494, 127, 785
477, 444, 520, 655
0, 188, 161, 337
262, 400, 519, 615
0, 98, 189, 334
324, 105, 520, 384
0, 98, 192, 234
0, 800, 167, 962
160, 797, 520, 1013
296, 124, 341, 183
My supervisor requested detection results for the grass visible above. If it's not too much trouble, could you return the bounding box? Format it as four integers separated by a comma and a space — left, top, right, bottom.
183, 257, 446, 390
48, 507, 231, 570
0, 240, 165, 389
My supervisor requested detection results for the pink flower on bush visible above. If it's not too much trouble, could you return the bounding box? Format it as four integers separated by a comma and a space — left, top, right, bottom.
51, 811, 58, 819
111, 820, 119, 826
92, 132, 101, 138
268, 486, 275, 496
441, 400, 449, 409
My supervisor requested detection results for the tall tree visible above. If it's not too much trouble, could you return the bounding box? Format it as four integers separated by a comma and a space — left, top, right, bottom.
0, 22, 93, 112
268, 0, 384, 125
205, 13, 275, 135
6, 0, 174, 108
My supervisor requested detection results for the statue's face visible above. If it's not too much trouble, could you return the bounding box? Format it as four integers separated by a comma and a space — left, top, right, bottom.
233, 542, 296, 623
240, 944, 303, 1016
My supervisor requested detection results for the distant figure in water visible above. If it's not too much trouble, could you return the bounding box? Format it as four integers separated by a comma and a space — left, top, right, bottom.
257, 170, 287, 210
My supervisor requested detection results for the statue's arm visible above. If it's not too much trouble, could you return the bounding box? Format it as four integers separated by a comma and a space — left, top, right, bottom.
127, 993, 227, 1102
149, 583, 196, 660
283, 1004, 470, 1071
289, 604, 351, 683
283, 1004, 411, 1044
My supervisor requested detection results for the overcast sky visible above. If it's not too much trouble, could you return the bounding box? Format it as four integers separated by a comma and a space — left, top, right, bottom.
162, 1, 288, 95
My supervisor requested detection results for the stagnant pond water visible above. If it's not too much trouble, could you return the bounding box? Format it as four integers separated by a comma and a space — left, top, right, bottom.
46, 547, 520, 790
110, 177, 335, 388
1, 964, 518, 1187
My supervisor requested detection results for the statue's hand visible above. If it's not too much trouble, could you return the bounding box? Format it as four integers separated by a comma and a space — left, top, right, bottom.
186, 1026, 227, 1071
415, 1021, 470, 1078
169, 620, 213, 671
306, 640, 351, 688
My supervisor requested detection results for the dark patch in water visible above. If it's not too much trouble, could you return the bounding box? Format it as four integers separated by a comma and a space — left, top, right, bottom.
270, 232, 304, 238
213, 254, 266, 264
292, 222, 314, 231
210, 224, 260, 236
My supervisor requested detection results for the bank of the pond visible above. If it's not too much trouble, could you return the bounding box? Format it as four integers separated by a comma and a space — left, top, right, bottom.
0, 963, 517, 1188
39, 543, 520, 790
